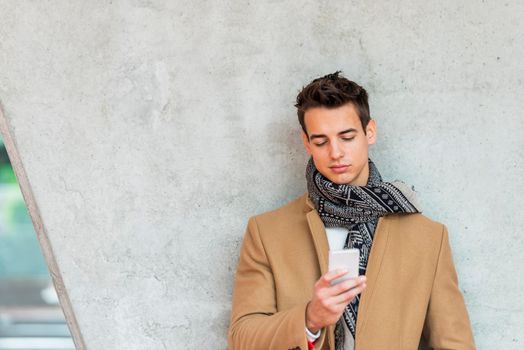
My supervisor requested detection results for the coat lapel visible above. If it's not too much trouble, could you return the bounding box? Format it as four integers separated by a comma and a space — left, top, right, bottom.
355, 215, 391, 346
306, 210, 329, 275
305, 194, 329, 275
305, 195, 334, 349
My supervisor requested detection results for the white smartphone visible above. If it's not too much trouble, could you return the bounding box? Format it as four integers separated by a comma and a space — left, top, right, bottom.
328, 249, 360, 285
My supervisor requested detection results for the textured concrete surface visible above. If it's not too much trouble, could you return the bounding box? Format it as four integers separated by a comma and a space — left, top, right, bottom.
0, 1, 523, 348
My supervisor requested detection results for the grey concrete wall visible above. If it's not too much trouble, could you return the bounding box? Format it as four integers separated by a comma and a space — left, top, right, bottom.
1, 1, 522, 349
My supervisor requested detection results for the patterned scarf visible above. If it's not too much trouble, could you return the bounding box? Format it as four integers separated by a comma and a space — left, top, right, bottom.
305, 157, 422, 349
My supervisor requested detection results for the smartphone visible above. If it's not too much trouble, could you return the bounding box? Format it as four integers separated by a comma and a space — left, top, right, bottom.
328, 249, 360, 285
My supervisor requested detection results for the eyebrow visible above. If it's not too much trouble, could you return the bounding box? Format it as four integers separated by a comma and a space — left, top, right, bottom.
309, 128, 357, 141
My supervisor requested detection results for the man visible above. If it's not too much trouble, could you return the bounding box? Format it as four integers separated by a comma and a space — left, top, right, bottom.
228, 72, 475, 350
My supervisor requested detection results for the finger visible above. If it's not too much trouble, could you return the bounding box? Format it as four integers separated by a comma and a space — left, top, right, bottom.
328, 275, 367, 296
332, 282, 367, 305
319, 269, 350, 287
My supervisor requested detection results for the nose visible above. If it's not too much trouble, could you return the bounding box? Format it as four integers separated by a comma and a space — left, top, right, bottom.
329, 140, 344, 159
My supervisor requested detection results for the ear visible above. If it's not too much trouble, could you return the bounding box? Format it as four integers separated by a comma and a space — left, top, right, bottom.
366, 119, 377, 145
302, 131, 312, 155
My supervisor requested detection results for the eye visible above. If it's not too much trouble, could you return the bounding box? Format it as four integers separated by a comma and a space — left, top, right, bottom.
314, 141, 327, 147
342, 137, 355, 142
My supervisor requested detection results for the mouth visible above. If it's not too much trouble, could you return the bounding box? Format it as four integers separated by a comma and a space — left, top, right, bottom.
330, 164, 349, 174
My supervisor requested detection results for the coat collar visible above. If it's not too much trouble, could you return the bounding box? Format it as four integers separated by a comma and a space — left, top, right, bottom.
303, 192, 392, 348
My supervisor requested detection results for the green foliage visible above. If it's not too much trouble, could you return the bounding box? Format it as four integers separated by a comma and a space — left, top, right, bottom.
0, 164, 17, 183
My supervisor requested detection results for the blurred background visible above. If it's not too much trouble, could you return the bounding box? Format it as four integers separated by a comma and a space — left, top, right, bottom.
0, 136, 73, 350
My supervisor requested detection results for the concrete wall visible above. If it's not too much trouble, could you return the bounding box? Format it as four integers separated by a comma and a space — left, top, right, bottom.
1, 1, 522, 348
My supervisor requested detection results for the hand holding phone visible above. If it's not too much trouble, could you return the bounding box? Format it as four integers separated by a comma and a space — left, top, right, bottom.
306, 266, 367, 333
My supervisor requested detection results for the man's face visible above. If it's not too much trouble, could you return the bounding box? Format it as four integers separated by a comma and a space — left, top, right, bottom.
302, 103, 376, 186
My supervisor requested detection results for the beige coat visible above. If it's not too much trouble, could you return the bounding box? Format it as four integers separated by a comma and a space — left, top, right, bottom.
228, 193, 475, 350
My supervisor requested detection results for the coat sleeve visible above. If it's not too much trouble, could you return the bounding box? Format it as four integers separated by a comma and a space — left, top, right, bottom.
228, 217, 322, 350
422, 225, 476, 349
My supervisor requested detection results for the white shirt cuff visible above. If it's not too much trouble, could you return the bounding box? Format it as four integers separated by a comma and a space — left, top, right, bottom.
305, 326, 321, 342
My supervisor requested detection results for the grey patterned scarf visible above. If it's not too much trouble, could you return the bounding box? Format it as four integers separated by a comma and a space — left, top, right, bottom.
305, 157, 422, 349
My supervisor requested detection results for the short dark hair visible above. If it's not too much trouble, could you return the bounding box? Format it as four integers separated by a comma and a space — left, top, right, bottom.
295, 71, 370, 136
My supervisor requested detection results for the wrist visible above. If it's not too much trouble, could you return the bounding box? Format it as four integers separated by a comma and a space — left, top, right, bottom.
305, 301, 321, 333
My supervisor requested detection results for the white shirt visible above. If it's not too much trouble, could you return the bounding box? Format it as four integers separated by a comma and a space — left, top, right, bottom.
305, 227, 355, 350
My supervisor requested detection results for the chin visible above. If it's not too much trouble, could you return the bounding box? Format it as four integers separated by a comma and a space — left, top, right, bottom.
329, 174, 355, 185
